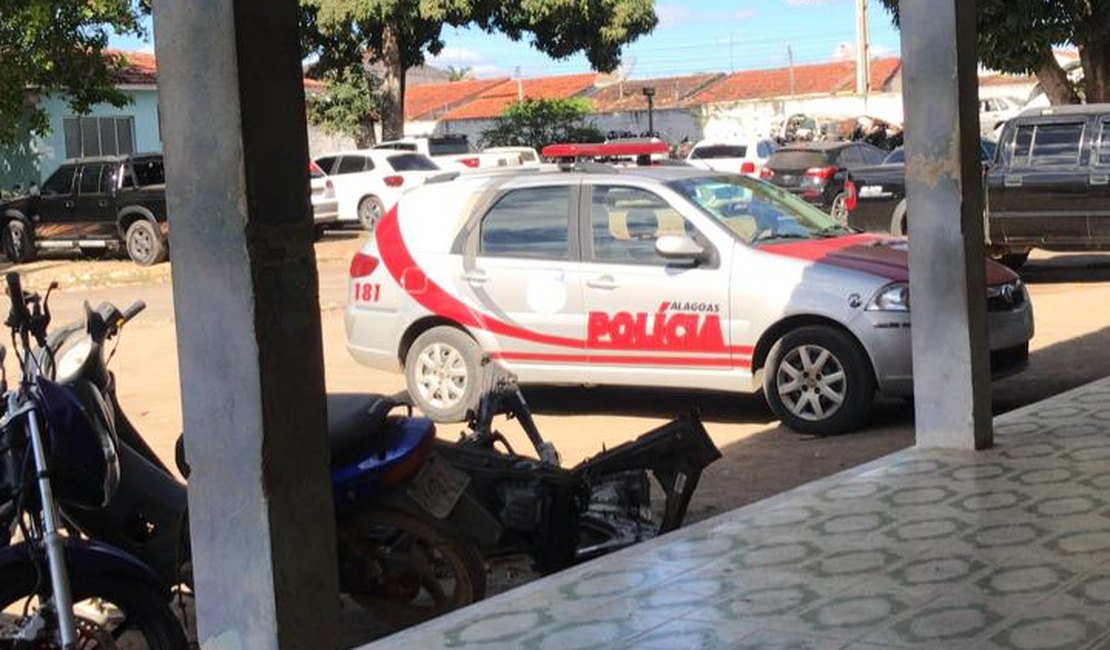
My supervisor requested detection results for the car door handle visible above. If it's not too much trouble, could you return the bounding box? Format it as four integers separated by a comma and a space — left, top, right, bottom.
1091, 175, 1110, 187
1004, 175, 1023, 188
63, 200, 75, 208
462, 270, 488, 285
587, 276, 618, 290
97, 200, 109, 207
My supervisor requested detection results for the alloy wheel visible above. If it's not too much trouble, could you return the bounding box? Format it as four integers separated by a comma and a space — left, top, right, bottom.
413, 342, 468, 409
776, 344, 847, 421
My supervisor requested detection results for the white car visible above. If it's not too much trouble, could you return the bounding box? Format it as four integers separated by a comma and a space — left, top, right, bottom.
308, 160, 339, 233
313, 150, 442, 230
374, 136, 516, 171
345, 165, 1033, 435
686, 138, 779, 177
483, 146, 542, 166
979, 96, 1024, 137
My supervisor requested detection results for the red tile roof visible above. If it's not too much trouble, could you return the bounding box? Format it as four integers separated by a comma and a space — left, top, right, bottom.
441, 73, 599, 121
405, 78, 510, 120
108, 50, 158, 85
589, 73, 724, 113
692, 57, 902, 105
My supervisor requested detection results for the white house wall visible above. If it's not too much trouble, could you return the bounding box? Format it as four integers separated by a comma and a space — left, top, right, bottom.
590, 109, 703, 143
702, 92, 907, 142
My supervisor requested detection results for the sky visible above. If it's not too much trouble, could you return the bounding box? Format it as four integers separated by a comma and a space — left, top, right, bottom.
111, 0, 903, 80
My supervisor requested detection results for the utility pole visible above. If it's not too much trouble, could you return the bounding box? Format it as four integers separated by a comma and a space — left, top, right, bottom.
855, 0, 871, 99
787, 45, 796, 96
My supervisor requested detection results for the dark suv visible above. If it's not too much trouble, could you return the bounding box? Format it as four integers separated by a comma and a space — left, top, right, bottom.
760, 141, 887, 220
0, 154, 167, 265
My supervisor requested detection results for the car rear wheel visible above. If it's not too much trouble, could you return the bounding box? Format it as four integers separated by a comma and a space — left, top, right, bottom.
125, 220, 167, 266
358, 196, 386, 232
405, 326, 482, 423
2, 220, 35, 263
829, 193, 849, 224
763, 325, 875, 435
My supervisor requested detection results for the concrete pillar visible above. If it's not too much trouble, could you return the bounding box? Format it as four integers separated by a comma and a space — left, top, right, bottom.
152, 0, 341, 647
900, 0, 993, 449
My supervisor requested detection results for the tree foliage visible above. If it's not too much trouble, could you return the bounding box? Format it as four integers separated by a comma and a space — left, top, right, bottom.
878, 0, 1110, 104
301, 0, 657, 139
0, 0, 148, 146
479, 97, 603, 151
446, 65, 473, 81
306, 66, 384, 147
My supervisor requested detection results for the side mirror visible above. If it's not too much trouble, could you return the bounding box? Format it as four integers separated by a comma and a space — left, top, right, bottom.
28, 185, 40, 198
656, 235, 707, 264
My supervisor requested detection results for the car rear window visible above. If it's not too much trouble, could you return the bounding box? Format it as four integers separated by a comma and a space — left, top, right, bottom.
690, 145, 747, 159
480, 186, 570, 260
884, 148, 905, 164
387, 154, 439, 172
131, 158, 165, 187
429, 138, 473, 156
767, 150, 831, 169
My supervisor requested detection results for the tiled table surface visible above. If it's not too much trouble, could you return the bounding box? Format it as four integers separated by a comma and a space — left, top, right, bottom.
365, 378, 1110, 650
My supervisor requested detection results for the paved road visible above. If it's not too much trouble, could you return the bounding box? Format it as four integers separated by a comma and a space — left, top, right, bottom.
6, 236, 1110, 521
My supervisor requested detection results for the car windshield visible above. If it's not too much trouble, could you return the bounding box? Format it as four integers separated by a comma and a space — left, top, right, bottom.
667, 175, 852, 246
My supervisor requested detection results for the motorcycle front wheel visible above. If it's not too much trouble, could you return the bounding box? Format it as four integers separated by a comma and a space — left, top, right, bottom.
0, 561, 188, 649
339, 505, 487, 630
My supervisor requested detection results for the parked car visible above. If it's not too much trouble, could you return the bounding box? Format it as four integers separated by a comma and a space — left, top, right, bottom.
760, 141, 887, 221
985, 103, 1110, 268
685, 138, 779, 177
308, 160, 339, 236
345, 164, 1033, 435
980, 96, 1024, 137
313, 150, 443, 231
0, 154, 167, 265
373, 135, 516, 170
843, 140, 998, 237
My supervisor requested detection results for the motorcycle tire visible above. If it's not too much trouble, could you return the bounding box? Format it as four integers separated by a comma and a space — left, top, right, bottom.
339, 504, 487, 630
0, 560, 188, 649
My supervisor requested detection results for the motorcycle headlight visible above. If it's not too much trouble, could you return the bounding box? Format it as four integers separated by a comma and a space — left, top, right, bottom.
868, 283, 910, 312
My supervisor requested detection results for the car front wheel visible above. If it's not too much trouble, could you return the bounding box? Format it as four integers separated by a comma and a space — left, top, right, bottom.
763, 325, 875, 435
2, 220, 35, 264
125, 219, 168, 266
404, 326, 482, 423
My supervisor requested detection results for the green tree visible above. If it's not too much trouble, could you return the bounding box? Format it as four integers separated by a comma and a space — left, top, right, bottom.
479, 97, 604, 151
306, 66, 384, 147
301, 0, 657, 140
446, 65, 473, 82
0, 0, 147, 146
878, 0, 1110, 105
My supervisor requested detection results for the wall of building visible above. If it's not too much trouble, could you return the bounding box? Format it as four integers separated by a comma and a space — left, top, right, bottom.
701, 92, 906, 142
590, 109, 703, 144
306, 125, 358, 158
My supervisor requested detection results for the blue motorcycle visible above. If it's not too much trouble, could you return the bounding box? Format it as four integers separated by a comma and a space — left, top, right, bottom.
0, 272, 188, 649
36, 284, 486, 633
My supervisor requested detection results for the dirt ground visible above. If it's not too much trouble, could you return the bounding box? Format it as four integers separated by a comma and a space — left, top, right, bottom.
7, 234, 1110, 526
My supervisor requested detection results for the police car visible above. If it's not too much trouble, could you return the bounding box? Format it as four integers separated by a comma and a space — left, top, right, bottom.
345, 143, 1033, 434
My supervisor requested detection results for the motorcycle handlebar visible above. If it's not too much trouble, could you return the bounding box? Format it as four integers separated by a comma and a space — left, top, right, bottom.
120, 301, 146, 326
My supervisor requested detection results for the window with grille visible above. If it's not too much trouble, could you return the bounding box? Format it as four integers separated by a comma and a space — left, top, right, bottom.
62, 116, 136, 158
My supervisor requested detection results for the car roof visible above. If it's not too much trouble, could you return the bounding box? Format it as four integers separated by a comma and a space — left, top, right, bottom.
58, 152, 162, 166
317, 149, 430, 159
775, 141, 854, 152
1016, 103, 1110, 119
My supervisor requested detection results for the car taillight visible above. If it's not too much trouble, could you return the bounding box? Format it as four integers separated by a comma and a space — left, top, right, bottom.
740, 161, 756, 175
383, 175, 404, 188
760, 167, 775, 180
349, 252, 380, 278
804, 166, 837, 181
459, 157, 480, 168
844, 178, 858, 212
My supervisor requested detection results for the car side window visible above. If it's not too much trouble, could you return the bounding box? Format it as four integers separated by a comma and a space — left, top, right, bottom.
860, 146, 886, 165
78, 164, 106, 195
838, 147, 863, 167
589, 186, 693, 265
315, 156, 338, 174
1030, 122, 1085, 166
479, 186, 571, 260
1098, 118, 1110, 167
1009, 123, 1035, 166
41, 166, 76, 196
336, 156, 371, 174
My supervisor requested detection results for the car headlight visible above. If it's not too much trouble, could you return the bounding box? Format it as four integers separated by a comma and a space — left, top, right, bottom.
867, 283, 910, 312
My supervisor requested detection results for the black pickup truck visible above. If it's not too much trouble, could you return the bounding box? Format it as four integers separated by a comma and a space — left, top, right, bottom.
0, 153, 168, 265
845, 103, 1110, 269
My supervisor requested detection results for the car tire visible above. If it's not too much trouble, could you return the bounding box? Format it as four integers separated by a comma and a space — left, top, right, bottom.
358, 196, 386, 232
404, 326, 483, 423
2, 219, 35, 264
125, 220, 167, 266
763, 325, 875, 435
891, 199, 908, 236
830, 193, 850, 224
997, 251, 1029, 271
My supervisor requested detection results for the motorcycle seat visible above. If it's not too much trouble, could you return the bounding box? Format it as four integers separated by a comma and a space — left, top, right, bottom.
327, 393, 402, 466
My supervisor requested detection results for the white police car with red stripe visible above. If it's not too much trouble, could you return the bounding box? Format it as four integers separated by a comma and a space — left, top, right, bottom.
345, 144, 1033, 434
